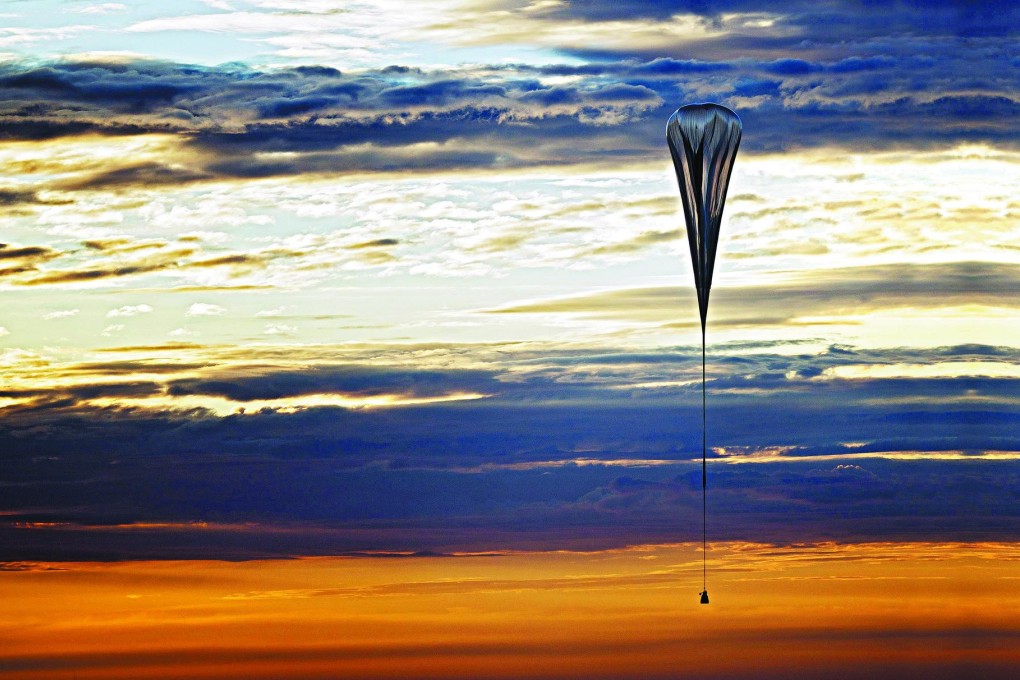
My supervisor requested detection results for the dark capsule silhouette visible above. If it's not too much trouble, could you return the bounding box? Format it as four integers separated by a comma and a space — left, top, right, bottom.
666, 103, 742, 332
700, 590, 710, 605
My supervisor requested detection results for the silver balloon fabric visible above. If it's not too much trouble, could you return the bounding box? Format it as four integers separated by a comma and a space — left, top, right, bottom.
666, 103, 741, 331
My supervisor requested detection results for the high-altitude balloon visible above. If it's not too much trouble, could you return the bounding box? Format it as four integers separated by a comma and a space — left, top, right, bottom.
666, 103, 741, 606
666, 103, 741, 331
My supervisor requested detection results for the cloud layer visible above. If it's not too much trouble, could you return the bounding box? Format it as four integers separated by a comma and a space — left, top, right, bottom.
1, 32, 1018, 196
1, 338, 1017, 559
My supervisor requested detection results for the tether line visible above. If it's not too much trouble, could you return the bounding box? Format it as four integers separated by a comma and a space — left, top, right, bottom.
701, 324, 707, 592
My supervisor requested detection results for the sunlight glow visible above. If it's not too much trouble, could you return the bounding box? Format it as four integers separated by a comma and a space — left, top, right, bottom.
83, 391, 491, 415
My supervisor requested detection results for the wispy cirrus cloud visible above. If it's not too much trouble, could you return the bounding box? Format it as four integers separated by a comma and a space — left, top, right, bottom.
69, 3, 128, 15
486, 261, 1020, 330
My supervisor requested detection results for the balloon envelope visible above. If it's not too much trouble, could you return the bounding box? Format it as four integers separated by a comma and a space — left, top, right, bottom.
666, 103, 741, 330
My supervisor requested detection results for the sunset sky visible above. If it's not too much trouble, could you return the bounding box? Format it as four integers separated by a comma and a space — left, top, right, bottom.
1, 1, 1019, 677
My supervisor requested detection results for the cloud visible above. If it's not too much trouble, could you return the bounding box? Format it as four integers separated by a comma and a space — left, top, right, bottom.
186, 302, 226, 316
0, 245, 56, 261
347, 238, 399, 250
0, 243, 63, 278
263, 323, 296, 336
69, 3, 128, 15
1, 341, 1016, 460
18, 248, 195, 287
0, 45, 1017, 193
42, 309, 80, 320
0, 25, 96, 49
1, 1, 1018, 563
487, 261, 1020, 325
523, 0, 1020, 41
106, 304, 153, 318
0, 234, 316, 288
58, 163, 213, 192
164, 364, 501, 402
0, 337, 1017, 558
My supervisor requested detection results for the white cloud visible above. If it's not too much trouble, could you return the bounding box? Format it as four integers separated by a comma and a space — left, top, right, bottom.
43, 309, 81, 320
101, 324, 124, 336
0, 326, 9, 337
168, 327, 196, 337
140, 200, 273, 230
71, 3, 127, 15
249, 0, 345, 12
124, 1, 454, 66
186, 303, 226, 317
256, 306, 286, 317
0, 25, 95, 48
263, 323, 296, 336
106, 304, 153, 318
179, 230, 230, 243
127, 11, 343, 34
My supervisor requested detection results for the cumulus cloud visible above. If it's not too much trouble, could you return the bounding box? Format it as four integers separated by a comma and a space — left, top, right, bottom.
186, 302, 226, 316
43, 309, 80, 320
106, 304, 153, 317
263, 323, 297, 336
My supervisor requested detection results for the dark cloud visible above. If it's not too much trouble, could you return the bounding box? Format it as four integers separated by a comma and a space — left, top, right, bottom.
166, 365, 499, 401
4, 342, 1014, 458
184, 253, 269, 269
526, 0, 1020, 43
1, 454, 1017, 560
1, 31, 1017, 190
348, 238, 399, 249
0, 339, 1017, 559
58, 163, 213, 191
0, 189, 41, 206
64, 360, 212, 375
83, 238, 140, 251
15, 248, 194, 285
0, 244, 60, 262
2, 238, 312, 287
0, 243, 62, 278
96, 342, 206, 352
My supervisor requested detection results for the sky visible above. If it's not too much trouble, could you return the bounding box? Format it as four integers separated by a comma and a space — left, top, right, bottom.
3, 2, 1020, 677
1, 0, 1019, 561
4, 542, 1020, 679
